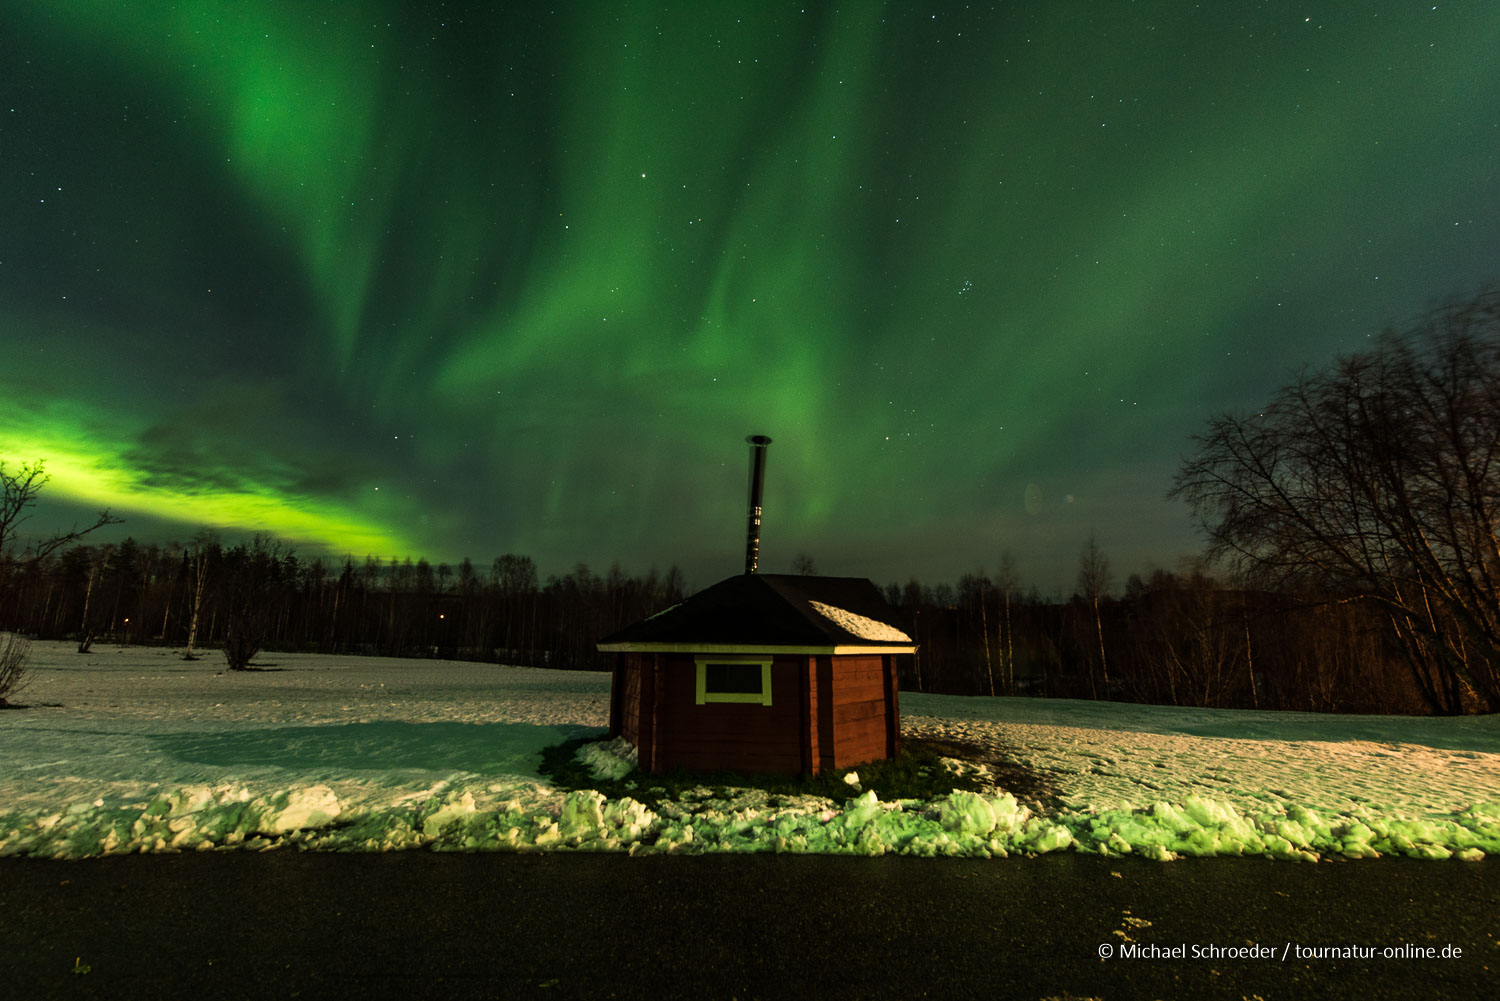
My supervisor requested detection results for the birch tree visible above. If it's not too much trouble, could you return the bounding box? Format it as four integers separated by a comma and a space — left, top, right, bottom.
1172, 286, 1500, 712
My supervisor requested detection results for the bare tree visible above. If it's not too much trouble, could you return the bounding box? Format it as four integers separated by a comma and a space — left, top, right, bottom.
790, 552, 819, 576
958, 571, 995, 694
0, 632, 33, 708
995, 552, 1019, 695
75, 544, 113, 652
1172, 286, 1500, 713
1, 458, 120, 684
1123, 569, 1245, 708
1076, 531, 1112, 698
220, 535, 287, 671
0, 459, 120, 560
183, 530, 219, 660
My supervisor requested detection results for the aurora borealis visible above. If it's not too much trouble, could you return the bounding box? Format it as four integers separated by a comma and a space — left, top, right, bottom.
4, 1, 1498, 592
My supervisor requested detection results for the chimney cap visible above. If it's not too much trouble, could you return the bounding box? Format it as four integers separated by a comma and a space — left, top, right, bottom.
746, 434, 773, 446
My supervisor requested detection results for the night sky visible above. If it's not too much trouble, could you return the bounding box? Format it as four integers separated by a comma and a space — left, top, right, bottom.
4, 1, 1498, 594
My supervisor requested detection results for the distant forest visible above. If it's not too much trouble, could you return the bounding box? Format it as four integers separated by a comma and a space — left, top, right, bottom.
6, 288, 1500, 717
0, 533, 1440, 716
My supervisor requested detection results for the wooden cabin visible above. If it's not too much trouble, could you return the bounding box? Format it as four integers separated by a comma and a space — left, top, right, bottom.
596, 573, 915, 775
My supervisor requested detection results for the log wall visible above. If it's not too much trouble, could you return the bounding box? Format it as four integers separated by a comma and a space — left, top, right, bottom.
656, 654, 805, 773
822, 655, 890, 770
617, 653, 644, 746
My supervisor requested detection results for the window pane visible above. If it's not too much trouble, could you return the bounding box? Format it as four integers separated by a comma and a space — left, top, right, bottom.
703, 663, 763, 694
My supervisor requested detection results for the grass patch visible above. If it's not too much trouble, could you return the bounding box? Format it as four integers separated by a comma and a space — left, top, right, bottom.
538, 735, 1009, 809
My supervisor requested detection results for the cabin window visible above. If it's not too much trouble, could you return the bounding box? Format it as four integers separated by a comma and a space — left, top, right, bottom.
694, 657, 773, 706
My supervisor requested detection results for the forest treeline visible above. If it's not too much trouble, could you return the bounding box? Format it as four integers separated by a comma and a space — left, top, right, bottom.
0, 537, 686, 675
5, 286, 1500, 716
0, 534, 1436, 715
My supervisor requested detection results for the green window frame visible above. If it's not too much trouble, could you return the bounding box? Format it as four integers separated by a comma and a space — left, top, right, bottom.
694, 657, 773, 706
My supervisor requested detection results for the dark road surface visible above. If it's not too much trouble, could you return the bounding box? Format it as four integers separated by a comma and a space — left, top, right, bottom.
2, 850, 1497, 1001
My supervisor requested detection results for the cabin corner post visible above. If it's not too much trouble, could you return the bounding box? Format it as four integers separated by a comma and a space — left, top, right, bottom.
608, 653, 624, 738
799, 655, 819, 776
883, 653, 901, 758
638, 653, 658, 772
815, 655, 835, 772
649, 653, 666, 771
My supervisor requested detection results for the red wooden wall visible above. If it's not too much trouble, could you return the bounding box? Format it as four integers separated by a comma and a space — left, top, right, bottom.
612, 651, 899, 775
820, 655, 889, 771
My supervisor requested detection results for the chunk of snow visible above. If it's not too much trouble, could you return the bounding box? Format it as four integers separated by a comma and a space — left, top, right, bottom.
576, 737, 637, 781
259, 785, 341, 834
940, 791, 998, 837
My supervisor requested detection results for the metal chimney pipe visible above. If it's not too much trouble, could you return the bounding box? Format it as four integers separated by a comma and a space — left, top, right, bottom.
744, 434, 772, 574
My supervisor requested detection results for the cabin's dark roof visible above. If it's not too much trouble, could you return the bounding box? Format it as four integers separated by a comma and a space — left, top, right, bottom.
596, 574, 914, 651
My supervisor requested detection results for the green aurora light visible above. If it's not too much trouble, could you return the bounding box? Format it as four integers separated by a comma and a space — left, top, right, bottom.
4, 1, 1499, 590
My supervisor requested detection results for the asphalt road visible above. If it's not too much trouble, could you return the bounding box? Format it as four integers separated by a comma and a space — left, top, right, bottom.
2, 851, 1497, 1001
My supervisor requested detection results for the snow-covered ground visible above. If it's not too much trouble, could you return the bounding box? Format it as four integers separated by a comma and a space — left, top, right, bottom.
2, 641, 1497, 861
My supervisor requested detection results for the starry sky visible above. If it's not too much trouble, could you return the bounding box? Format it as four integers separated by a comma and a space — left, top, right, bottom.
4, 1, 1498, 594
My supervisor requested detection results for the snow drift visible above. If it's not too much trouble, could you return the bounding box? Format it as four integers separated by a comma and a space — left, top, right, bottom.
2, 643, 1497, 861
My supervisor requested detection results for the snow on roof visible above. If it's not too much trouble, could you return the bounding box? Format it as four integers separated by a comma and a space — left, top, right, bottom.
642, 600, 683, 621
808, 600, 912, 643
